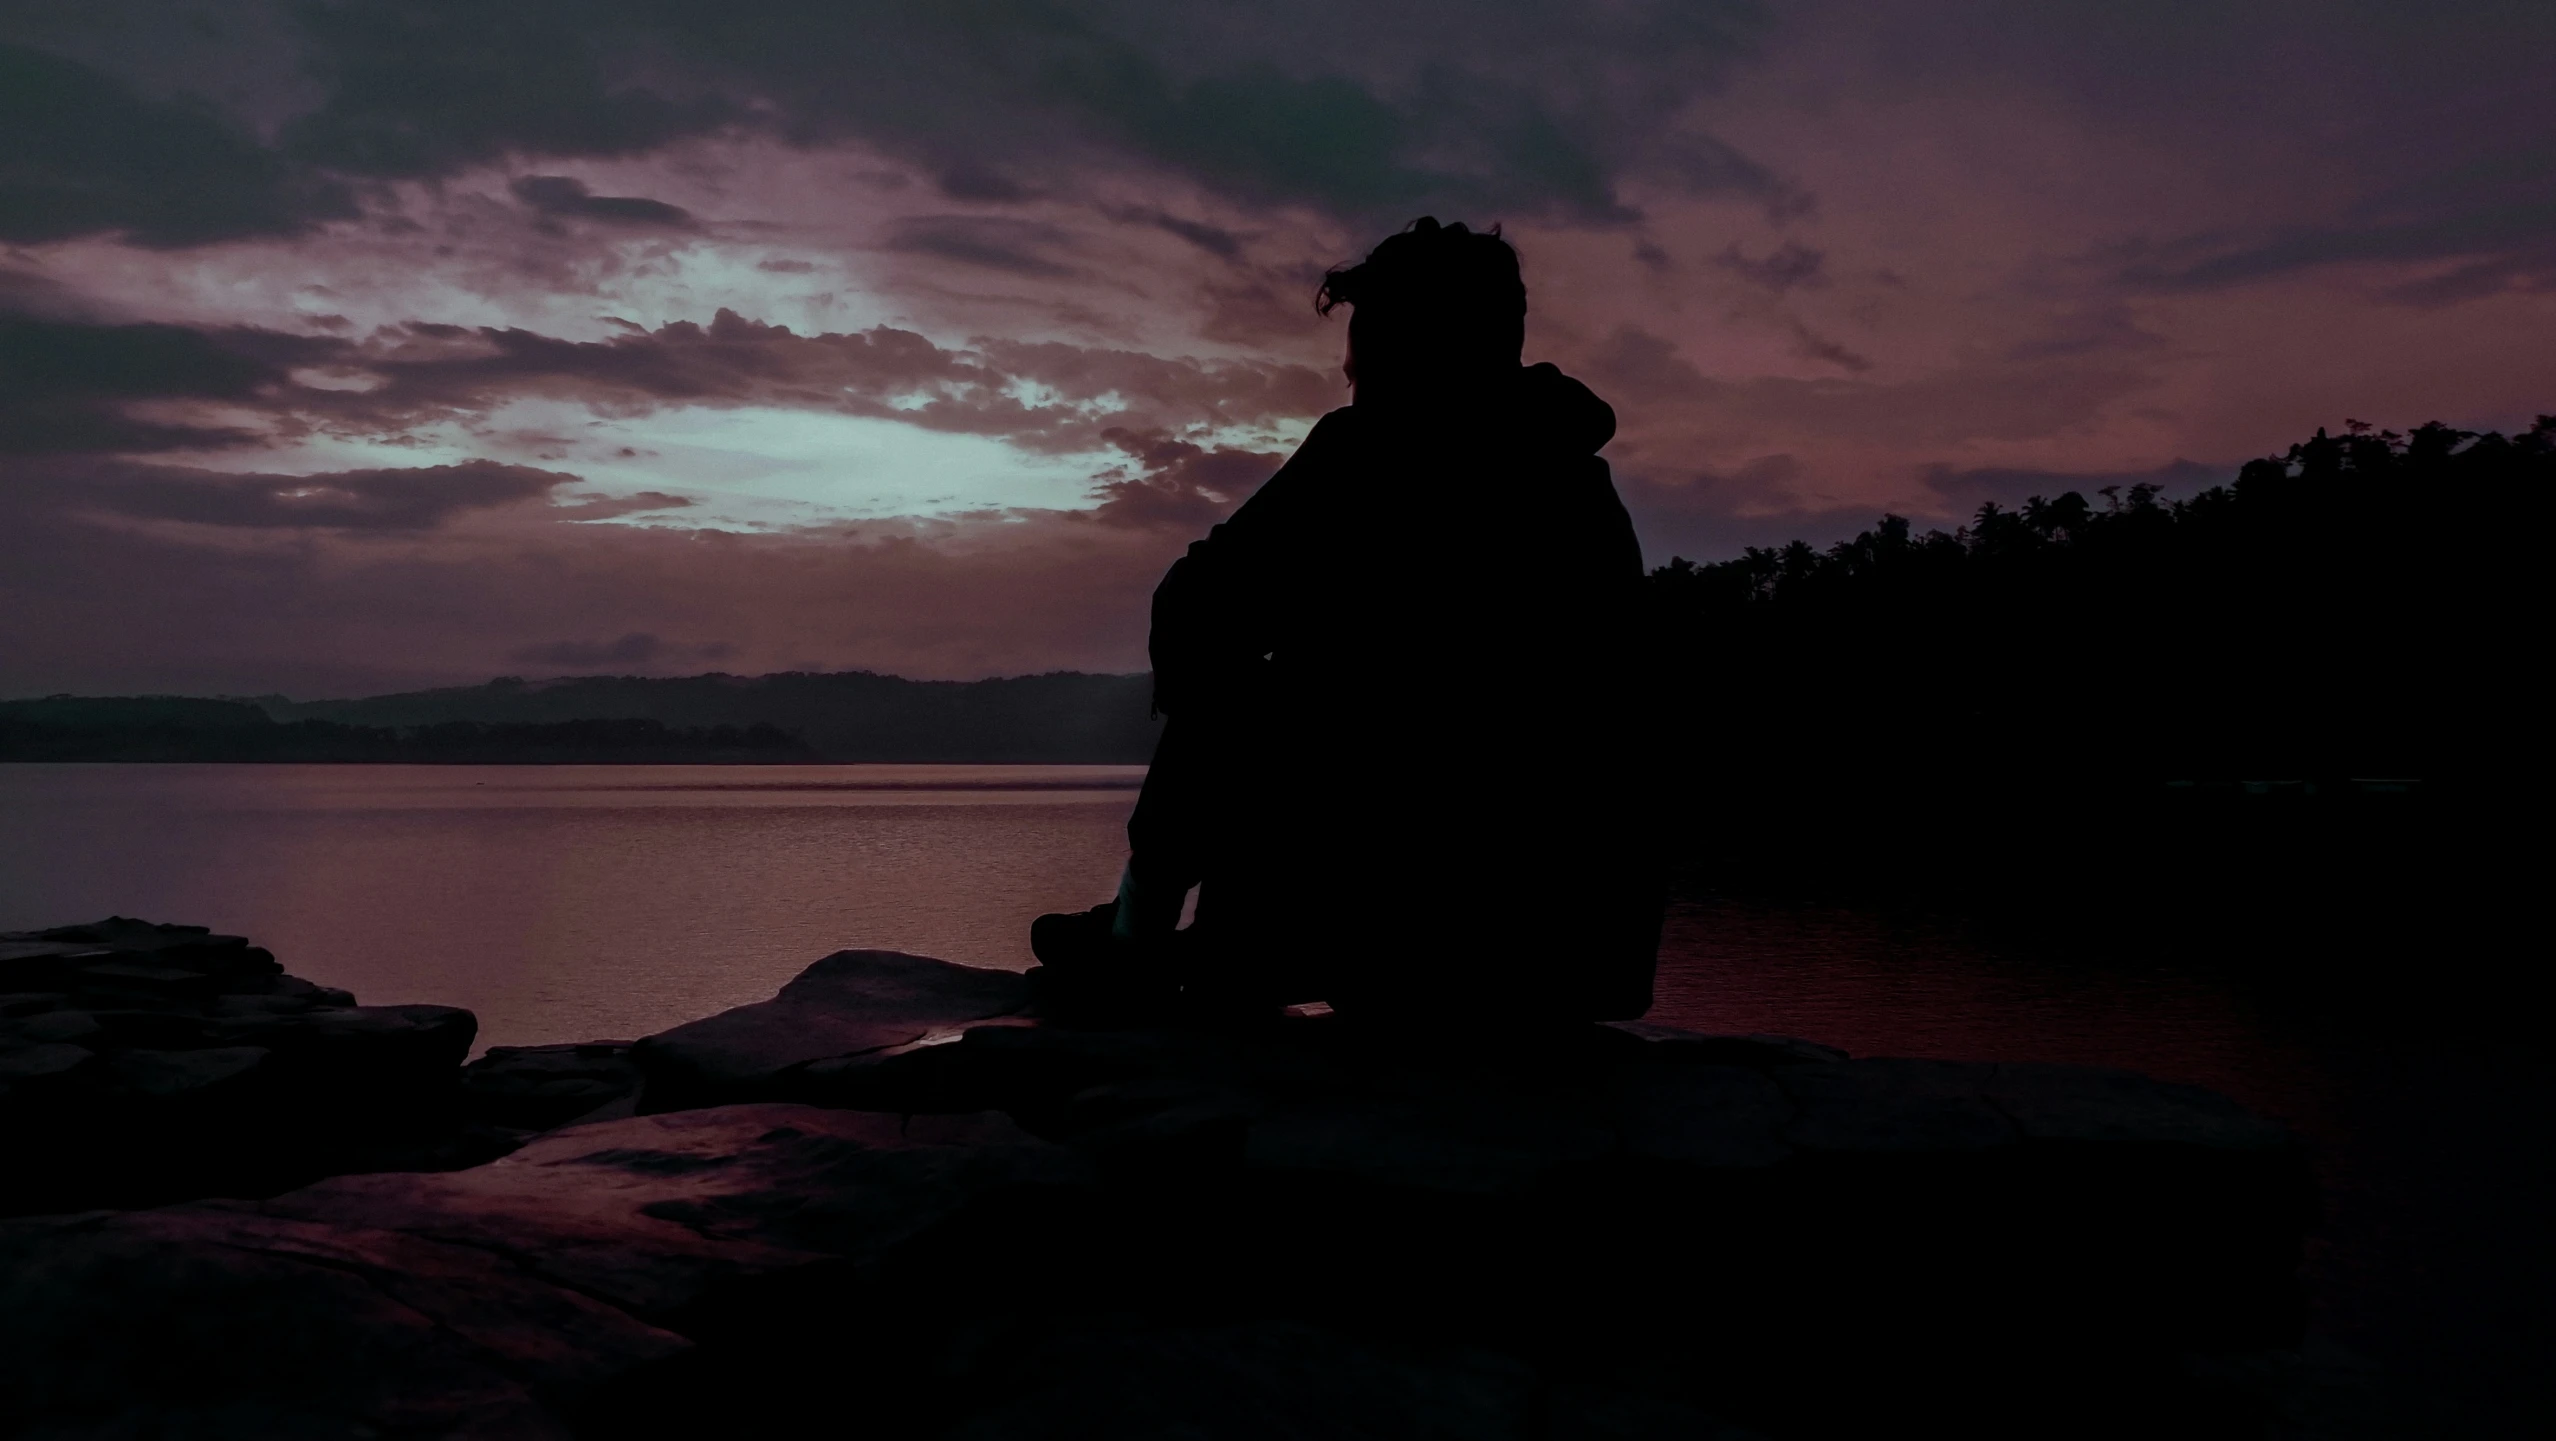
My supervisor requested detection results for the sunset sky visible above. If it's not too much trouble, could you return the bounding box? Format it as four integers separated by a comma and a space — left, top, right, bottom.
5, 0, 2551, 696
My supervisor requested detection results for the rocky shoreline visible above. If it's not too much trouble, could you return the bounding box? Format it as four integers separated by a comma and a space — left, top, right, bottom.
3, 921, 2318, 1438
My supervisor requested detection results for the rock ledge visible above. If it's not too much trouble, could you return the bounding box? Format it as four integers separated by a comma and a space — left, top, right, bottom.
0, 933, 2316, 1440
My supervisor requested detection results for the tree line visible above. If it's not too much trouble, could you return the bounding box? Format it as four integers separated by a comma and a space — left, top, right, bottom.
1639, 416, 2551, 907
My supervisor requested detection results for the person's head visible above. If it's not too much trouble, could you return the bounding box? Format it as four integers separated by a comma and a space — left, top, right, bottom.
1317, 218, 1525, 402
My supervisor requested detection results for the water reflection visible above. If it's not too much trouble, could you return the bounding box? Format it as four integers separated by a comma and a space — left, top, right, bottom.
0, 764, 1140, 1049
1651, 898, 2338, 1137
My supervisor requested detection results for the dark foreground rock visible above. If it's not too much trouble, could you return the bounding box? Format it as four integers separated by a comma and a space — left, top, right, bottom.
632, 947, 1032, 1110
0, 940, 2321, 1439
460, 1040, 643, 1131
1, 918, 492, 1213
0, 1106, 1067, 1438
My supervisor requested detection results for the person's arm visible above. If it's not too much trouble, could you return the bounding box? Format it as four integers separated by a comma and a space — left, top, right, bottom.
1148, 410, 1351, 716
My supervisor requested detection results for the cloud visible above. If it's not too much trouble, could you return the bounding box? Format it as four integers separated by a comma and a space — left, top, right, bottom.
549, 490, 696, 521
1714, 240, 1826, 292
0, 312, 321, 455
41, 458, 577, 531
1577, 324, 2158, 451
277, 1, 735, 179
884, 216, 1081, 277
1084, 428, 1284, 531
0, 43, 353, 246
5, 0, 2551, 701
507, 631, 733, 669
5, 2, 1790, 253
1786, 318, 1871, 374
0, 465, 1189, 696
313, 309, 1336, 455
1100, 205, 1246, 260
0, 307, 1335, 470
509, 176, 694, 228
2123, 197, 2556, 303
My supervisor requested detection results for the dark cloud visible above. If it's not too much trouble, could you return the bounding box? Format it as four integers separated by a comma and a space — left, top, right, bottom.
52, 458, 576, 531
636, 0, 1779, 221
0, 42, 351, 246
3, 2, 1787, 250
0, 306, 1334, 473
277, 1, 734, 179
935, 161, 1034, 203
0, 265, 98, 321
1084, 428, 1282, 531
509, 176, 694, 227
1, 315, 279, 404
0, 313, 316, 455
1786, 318, 1871, 374
1715, 240, 1826, 292
2122, 192, 2556, 303
1100, 205, 1246, 260
1653, 130, 1807, 218
13, 0, 2550, 286
884, 216, 1081, 277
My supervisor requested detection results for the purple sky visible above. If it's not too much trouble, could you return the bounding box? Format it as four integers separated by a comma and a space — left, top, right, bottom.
5, 0, 2551, 696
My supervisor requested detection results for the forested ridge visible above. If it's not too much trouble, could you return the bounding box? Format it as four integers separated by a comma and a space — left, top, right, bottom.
1641, 416, 2551, 901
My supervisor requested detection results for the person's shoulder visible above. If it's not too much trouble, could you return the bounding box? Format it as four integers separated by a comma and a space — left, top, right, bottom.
1254, 405, 1364, 492
1516, 363, 1617, 455
1295, 404, 1366, 452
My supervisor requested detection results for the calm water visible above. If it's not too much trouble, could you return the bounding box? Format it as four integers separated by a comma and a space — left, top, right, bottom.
0, 765, 1143, 1050
0, 764, 2542, 1435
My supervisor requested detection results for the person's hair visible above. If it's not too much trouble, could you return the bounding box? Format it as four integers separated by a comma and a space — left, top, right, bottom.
1316, 218, 1525, 386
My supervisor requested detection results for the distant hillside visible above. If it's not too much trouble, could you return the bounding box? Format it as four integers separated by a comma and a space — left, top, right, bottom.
0, 670, 1145, 764
0, 697, 818, 764
258, 670, 1161, 762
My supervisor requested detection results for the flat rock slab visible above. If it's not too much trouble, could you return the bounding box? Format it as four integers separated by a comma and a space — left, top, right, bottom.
634, 949, 1031, 1110
799, 1013, 2298, 1178
0, 1104, 1088, 1440
257, 1103, 1086, 1319
769, 1006, 2313, 1366
0, 1205, 684, 1440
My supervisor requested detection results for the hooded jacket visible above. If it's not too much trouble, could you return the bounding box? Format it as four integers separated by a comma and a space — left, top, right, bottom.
1141, 362, 1659, 1018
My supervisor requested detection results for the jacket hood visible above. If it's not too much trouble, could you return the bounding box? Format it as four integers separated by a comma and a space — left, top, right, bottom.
1515, 362, 1617, 455
1340, 361, 1617, 456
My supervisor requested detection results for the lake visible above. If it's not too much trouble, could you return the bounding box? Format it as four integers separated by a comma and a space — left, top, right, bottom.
0, 763, 2542, 1435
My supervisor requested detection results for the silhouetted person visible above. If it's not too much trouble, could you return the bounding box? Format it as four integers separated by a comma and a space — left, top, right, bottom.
1036, 218, 1661, 1021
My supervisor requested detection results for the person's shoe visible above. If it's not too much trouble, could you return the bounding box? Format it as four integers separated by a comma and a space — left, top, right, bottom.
1028, 900, 1179, 1022
1030, 900, 1119, 972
